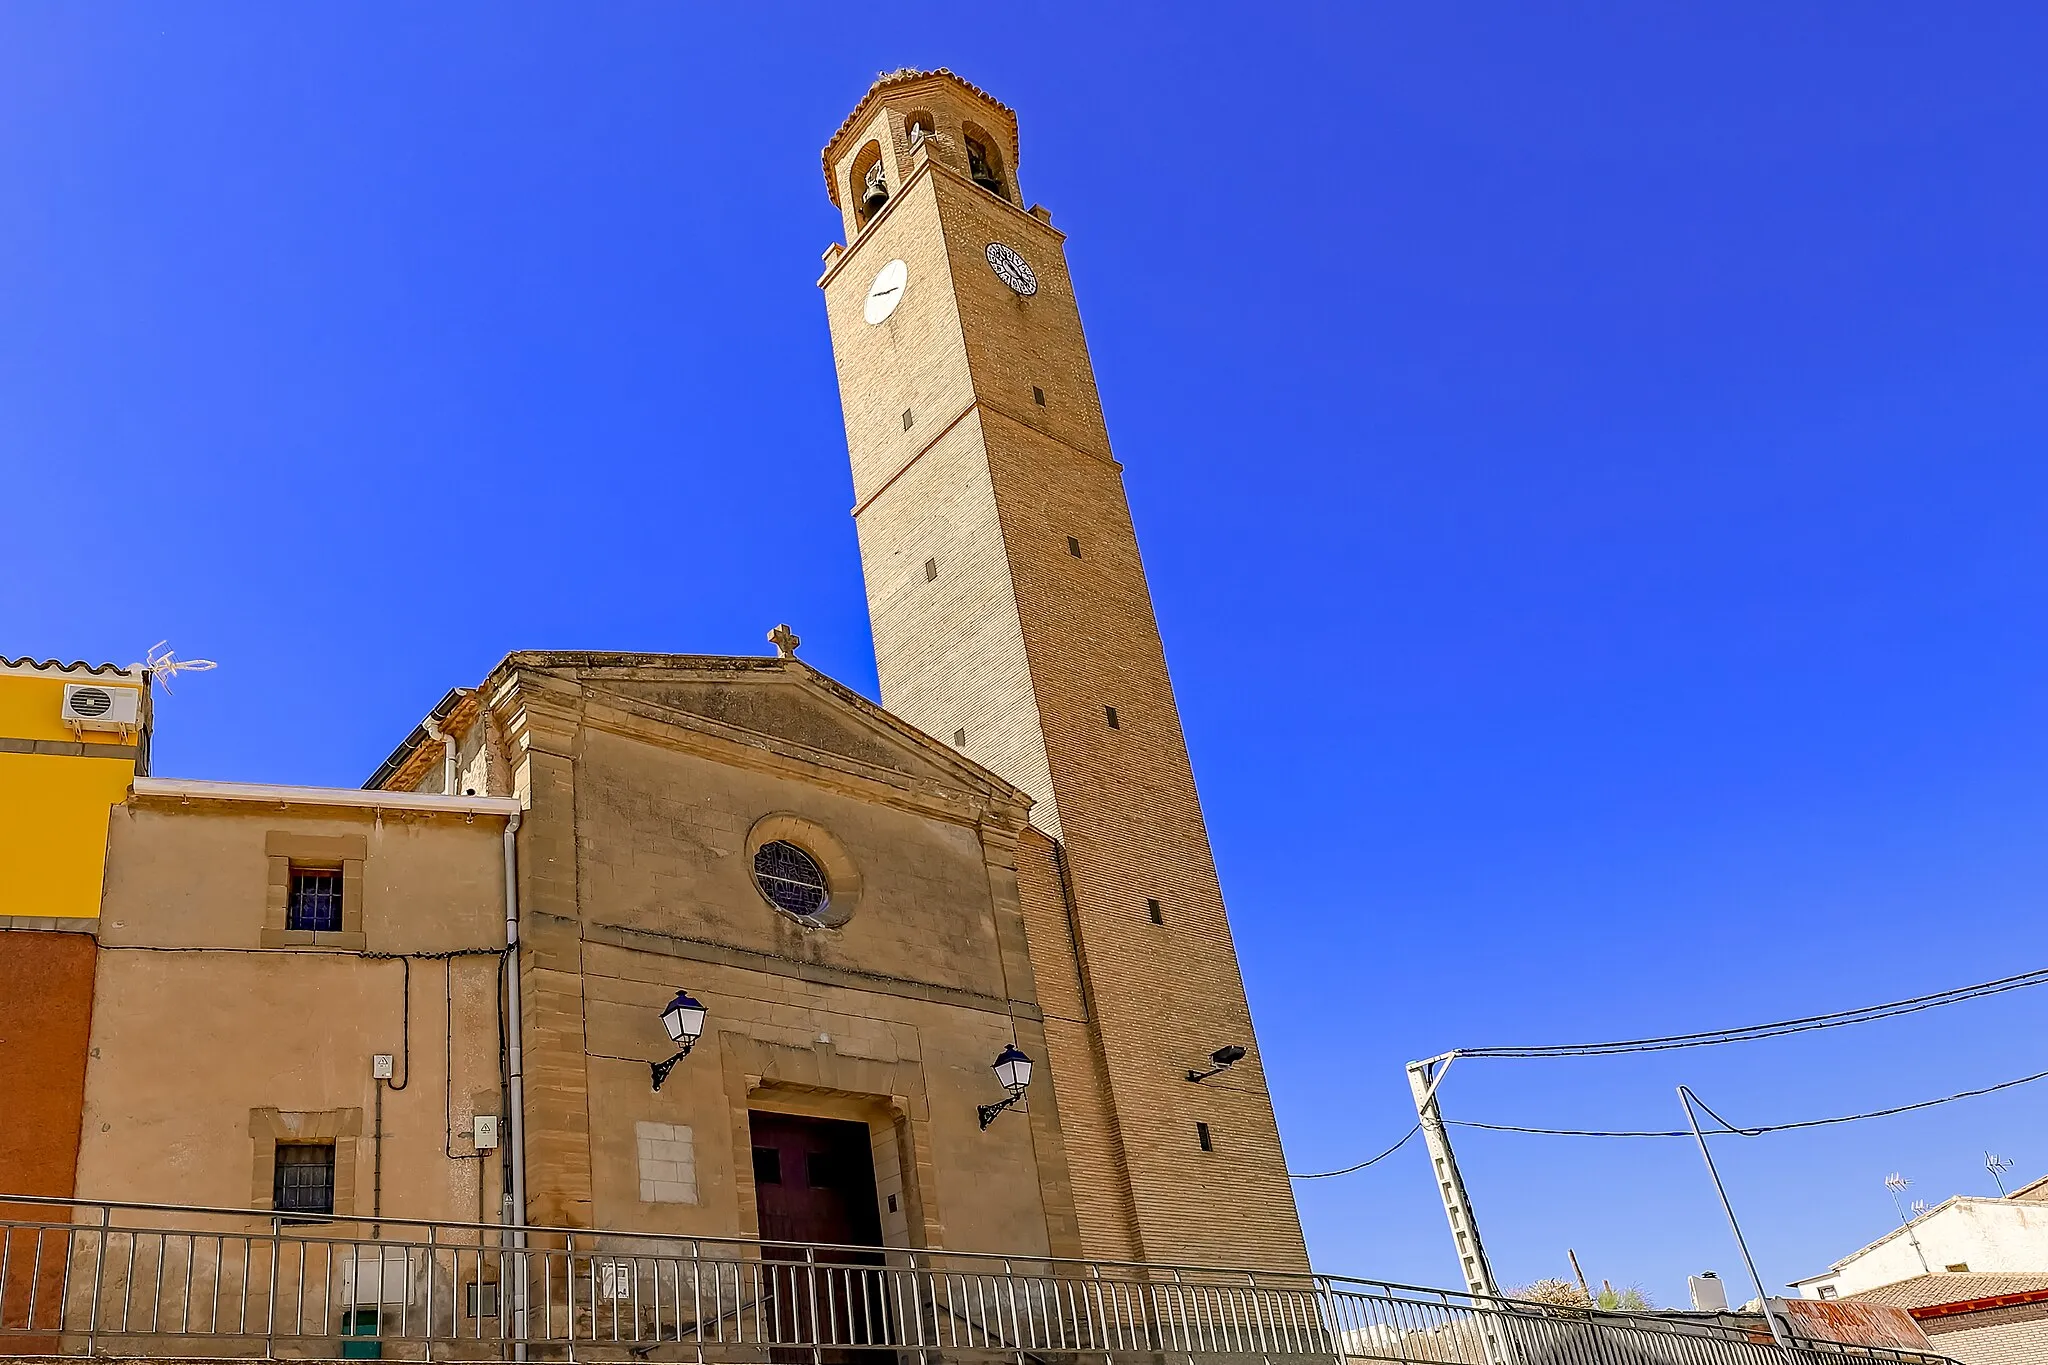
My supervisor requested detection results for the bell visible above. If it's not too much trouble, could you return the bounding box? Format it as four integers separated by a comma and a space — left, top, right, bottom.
861, 164, 890, 216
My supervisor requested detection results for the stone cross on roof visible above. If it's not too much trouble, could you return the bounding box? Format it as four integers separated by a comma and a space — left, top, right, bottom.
767, 624, 801, 659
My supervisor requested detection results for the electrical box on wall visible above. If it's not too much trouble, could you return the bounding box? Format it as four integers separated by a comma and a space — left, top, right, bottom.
371, 1055, 395, 1079
473, 1114, 500, 1150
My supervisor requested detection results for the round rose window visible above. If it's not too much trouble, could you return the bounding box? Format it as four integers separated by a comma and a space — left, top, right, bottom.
753, 840, 829, 919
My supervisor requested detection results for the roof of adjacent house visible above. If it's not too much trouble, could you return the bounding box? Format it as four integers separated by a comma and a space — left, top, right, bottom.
1790, 1195, 2048, 1285
1845, 1272, 2048, 1314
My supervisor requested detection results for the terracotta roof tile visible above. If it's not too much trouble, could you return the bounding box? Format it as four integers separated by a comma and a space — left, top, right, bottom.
1845, 1272, 2048, 1311
820, 67, 1018, 201
1, 657, 144, 677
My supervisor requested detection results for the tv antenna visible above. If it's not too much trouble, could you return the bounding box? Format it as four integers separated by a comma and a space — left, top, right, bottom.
1886, 1172, 1934, 1274
1987, 1152, 2016, 1196
137, 641, 218, 694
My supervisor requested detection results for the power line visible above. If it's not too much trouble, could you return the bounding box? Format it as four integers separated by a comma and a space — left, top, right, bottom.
1310, 966, 2048, 1180
1288, 1125, 1420, 1180
1453, 965, 2048, 1060
1296, 1065, 2048, 1177
1449, 1064, 2048, 1139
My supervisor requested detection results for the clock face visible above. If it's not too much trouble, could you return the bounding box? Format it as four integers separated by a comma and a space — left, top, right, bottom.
985, 242, 1038, 296
863, 259, 908, 324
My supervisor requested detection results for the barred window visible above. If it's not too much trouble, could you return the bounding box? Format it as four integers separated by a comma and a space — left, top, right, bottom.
287, 868, 343, 932
753, 841, 829, 919
274, 1143, 335, 1217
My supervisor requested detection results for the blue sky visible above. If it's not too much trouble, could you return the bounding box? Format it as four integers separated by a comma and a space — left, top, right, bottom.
6, 4, 2047, 1303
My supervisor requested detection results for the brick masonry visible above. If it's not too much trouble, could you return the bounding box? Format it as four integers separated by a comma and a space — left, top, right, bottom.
1920, 1302, 2048, 1365
822, 72, 1309, 1270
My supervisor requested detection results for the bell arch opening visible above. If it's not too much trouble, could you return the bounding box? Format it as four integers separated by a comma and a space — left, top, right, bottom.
961, 123, 1010, 202
850, 141, 889, 226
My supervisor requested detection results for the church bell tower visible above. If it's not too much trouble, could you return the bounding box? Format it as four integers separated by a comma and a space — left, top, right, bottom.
818, 69, 1308, 1269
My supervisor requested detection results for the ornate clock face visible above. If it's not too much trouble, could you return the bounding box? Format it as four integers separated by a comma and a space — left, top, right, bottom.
985, 242, 1038, 296
863, 259, 908, 324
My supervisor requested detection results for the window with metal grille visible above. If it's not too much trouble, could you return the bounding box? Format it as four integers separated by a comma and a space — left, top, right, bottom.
752, 841, 829, 919
273, 1143, 335, 1217
286, 869, 343, 932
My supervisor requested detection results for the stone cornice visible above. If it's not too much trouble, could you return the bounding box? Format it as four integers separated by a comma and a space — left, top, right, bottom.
586, 919, 1043, 1021
818, 153, 1065, 293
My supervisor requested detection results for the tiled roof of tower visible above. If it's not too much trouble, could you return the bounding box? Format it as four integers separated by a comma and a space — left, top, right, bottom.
821, 67, 1018, 202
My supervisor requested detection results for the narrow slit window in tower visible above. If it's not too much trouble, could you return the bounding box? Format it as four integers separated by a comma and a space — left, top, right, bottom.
924, 558, 938, 582
1067, 536, 1082, 558
1197, 1122, 1213, 1152
1104, 706, 1120, 729
1032, 386, 1045, 406
1147, 898, 1163, 925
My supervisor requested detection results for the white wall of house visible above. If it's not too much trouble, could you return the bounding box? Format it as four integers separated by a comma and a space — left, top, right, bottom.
1795, 1199, 2048, 1299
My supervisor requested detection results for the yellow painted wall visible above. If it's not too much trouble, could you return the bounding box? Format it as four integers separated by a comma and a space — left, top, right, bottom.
0, 671, 143, 919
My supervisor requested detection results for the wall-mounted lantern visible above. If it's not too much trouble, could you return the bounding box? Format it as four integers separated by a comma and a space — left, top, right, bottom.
977, 1044, 1033, 1129
650, 990, 707, 1091
1186, 1044, 1247, 1084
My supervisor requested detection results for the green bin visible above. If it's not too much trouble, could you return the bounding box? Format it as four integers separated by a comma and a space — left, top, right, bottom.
341, 1308, 382, 1359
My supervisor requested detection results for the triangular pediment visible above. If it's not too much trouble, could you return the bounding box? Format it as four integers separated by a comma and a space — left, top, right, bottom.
494, 652, 1027, 816
598, 675, 915, 774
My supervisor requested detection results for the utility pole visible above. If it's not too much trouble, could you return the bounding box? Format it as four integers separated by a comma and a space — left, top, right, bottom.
1678, 1086, 1793, 1357
1407, 1054, 1500, 1298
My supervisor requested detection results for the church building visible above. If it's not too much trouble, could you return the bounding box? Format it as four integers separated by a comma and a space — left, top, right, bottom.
5, 68, 1308, 1282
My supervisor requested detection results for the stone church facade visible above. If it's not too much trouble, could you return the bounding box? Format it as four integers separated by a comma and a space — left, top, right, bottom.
14, 69, 1308, 1279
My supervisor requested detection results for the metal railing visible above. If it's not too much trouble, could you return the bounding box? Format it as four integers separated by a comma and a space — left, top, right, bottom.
0, 1195, 1950, 1364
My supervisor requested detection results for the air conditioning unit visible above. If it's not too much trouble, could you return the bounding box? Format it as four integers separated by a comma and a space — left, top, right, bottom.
61, 683, 142, 735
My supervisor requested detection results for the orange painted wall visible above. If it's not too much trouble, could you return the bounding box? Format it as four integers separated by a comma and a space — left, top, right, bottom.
0, 929, 95, 1340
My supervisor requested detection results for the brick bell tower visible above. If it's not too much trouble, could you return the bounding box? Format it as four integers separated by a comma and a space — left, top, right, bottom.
818, 69, 1308, 1269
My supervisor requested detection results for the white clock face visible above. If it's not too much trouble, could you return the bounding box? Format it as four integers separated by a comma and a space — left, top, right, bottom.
985, 242, 1038, 296
863, 259, 908, 324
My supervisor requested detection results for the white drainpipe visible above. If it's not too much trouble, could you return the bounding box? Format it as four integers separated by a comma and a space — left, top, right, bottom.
423, 716, 460, 795
501, 809, 528, 1354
